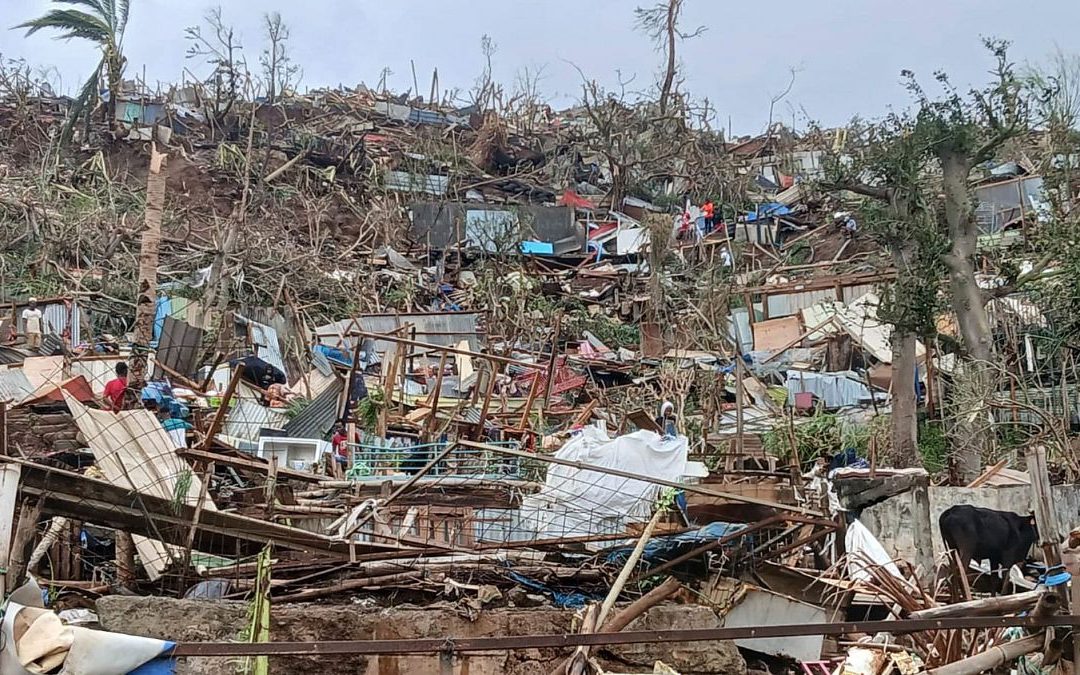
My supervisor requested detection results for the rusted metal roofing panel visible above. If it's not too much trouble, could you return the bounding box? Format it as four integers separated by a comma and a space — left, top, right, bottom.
153, 316, 204, 379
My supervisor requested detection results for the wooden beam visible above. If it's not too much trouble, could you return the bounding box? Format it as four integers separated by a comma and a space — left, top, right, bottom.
201, 366, 243, 449
2, 456, 396, 559
1027, 444, 1068, 606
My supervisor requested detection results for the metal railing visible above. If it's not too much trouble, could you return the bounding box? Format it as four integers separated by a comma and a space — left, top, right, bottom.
344, 440, 534, 481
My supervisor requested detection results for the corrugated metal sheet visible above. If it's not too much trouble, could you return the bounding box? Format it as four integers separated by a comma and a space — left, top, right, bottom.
223, 399, 289, 442
153, 316, 204, 380
764, 284, 878, 319
0, 347, 29, 365
0, 369, 34, 404
766, 289, 835, 318
316, 312, 480, 355
283, 377, 344, 440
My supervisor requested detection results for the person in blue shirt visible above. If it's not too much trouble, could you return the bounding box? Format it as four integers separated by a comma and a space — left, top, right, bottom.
159, 405, 193, 449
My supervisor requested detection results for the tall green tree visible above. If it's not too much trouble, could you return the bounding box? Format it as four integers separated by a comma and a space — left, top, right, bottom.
904, 40, 1033, 480
824, 117, 945, 467
16, 0, 132, 142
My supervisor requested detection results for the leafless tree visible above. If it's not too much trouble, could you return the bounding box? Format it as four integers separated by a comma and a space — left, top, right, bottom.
185, 7, 247, 131
260, 12, 301, 104
634, 0, 705, 116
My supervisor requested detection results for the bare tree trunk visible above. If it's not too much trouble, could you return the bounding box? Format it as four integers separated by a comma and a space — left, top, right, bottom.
127, 146, 167, 400
658, 0, 678, 115
939, 149, 993, 482
891, 329, 918, 465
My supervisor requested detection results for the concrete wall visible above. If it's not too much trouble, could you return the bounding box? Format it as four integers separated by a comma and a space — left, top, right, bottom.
861, 484, 1080, 569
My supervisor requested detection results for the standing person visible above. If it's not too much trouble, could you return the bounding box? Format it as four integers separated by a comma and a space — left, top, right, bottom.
103, 362, 129, 412
655, 401, 678, 437
21, 298, 43, 350
159, 406, 193, 449
702, 199, 715, 233
720, 246, 733, 269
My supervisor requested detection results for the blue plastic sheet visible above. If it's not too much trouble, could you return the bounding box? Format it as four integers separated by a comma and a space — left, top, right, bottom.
745, 203, 791, 222
506, 570, 593, 609
316, 344, 354, 368
602, 521, 748, 568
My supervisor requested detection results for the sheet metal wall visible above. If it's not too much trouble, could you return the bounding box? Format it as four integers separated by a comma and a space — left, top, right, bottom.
317, 312, 481, 355
763, 283, 876, 318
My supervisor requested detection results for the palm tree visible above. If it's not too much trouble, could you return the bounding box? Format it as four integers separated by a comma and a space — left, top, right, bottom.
15, 0, 131, 141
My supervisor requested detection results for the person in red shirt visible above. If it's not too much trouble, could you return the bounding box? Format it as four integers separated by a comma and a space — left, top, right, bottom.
103, 362, 129, 412
331, 425, 350, 468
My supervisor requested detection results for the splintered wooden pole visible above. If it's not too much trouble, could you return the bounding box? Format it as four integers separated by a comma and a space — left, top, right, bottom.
907, 589, 1044, 620
423, 352, 448, 439
734, 353, 745, 454
201, 366, 244, 450
543, 311, 563, 408
115, 531, 137, 589
473, 365, 498, 440
553, 508, 667, 675
7, 499, 41, 592
1026, 445, 1069, 606
128, 145, 167, 399
926, 632, 1045, 675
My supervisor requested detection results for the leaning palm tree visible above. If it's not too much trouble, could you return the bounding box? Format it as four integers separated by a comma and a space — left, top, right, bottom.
15, 0, 131, 142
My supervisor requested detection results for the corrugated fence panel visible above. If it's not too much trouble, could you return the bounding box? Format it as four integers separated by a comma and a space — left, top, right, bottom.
317, 312, 481, 356
224, 399, 290, 442
153, 316, 205, 380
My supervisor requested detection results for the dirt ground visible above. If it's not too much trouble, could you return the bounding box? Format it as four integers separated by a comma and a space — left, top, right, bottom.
96, 596, 748, 675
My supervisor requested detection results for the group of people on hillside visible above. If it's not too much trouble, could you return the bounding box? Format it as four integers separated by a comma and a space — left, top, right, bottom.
674, 198, 733, 269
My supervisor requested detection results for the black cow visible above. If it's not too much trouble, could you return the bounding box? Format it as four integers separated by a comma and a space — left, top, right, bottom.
939, 505, 1038, 594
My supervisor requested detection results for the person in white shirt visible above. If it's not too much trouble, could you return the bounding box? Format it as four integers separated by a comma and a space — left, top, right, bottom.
720, 247, 733, 268
21, 298, 43, 350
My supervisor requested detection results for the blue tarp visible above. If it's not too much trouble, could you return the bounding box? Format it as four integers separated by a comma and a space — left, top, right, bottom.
315, 344, 353, 368
151, 296, 171, 346
506, 570, 593, 608
745, 203, 791, 222
602, 521, 748, 567
520, 240, 555, 255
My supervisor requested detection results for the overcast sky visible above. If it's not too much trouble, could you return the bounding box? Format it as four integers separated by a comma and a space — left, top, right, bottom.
1, 0, 1077, 135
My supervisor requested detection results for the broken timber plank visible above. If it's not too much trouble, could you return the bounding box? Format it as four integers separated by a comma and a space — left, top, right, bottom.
1, 456, 397, 559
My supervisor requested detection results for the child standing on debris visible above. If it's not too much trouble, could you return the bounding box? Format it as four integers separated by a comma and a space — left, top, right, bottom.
21, 298, 43, 350
103, 362, 129, 412
331, 425, 350, 468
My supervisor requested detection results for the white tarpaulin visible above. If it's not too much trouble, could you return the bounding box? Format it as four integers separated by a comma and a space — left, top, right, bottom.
846, 519, 903, 582
0, 577, 176, 675
63, 392, 216, 580
517, 427, 688, 540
